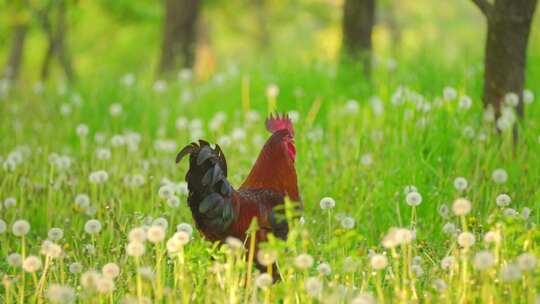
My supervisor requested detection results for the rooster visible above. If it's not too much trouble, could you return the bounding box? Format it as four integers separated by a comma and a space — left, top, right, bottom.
176, 114, 300, 256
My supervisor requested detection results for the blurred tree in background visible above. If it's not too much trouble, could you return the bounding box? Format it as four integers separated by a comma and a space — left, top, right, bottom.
341, 0, 375, 77
1, 0, 31, 83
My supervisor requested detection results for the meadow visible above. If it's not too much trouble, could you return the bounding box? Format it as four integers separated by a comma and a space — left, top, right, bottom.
1, 59, 539, 303
1, 0, 540, 303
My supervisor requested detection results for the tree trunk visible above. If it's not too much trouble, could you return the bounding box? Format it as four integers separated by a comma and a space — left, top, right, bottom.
481, 0, 537, 118
159, 0, 201, 74
253, 0, 271, 51
40, 0, 76, 82
3, 24, 28, 82
341, 0, 375, 76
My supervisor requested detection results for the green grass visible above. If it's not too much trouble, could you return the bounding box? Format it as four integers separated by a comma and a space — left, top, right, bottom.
0, 59, 539, 303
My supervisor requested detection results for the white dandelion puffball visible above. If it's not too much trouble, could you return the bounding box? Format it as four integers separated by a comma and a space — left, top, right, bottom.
158, 185, 174, 199
69, 262, 83, 274
126, 241, 146, 257
75, 194, 90, 209
4, 197, 16, 208
109, 103, 123, 117
257, 249, 278, 266
458, 95, 472, 109
340, 216, 355, 229
0, 219, 6, 234
266, 84, 279, 98
496, 194, 512, 207
452, 198, 471, 216
166, 237, 183, 254
48, 227, 64, 241
81, 270, 100, 289
147, 225, 166, 243
23, 255, 42, 272
76, 124, 89, 137
406, 191, 422, 206
102, 263, 120, 279
517, 253, 537, 271
438, 204, 449, 218
294, 253, 314, 270
12, 219, 30, 236
84, 219, 102, 234
345, 99, 359, 113
7, 253, 22, 267
96, 277, 115, 294
317, 262, 332, 276
255, 273, 273, 288
523, 89, 534, 104
47, 284, 76, 304
441, 256, 455, 270
483, 231, 501, 244
457, 232, 476, 248
473, 250, 495, 270
319, 197, 336, 210
225, 237, 243, 251
442, 222, 456, 235
360, 153, 373, 166
443, 86, 457, 100
152, 217, 168, 230
172, 231, 190, 246
453, 177, 468, 191
128, 227, 147, 243
492, 168, 508, 184
304, 277, 323, 296
167, 195, 181, 208
370, 254, 388, 270
41, 242, 63, 258
89, 170, 109, 184
504, 92, 519, 107
176, 223, 193, 236
501, 264, 522, 283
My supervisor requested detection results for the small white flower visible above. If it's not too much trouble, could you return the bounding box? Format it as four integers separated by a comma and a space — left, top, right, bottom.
257, 249, 278, 266
452, 198, 471, 216
441, 256, 455, 270
294, 253, 314, 270
504, 92, 519, 107
84, 219, 102, 234
46, 284, 76, 304
458, 96, 472, 110
69, 262, 83, 274
317, 262, 332, 276
406, 191, 422, 206
102, 262, 120, 278
319, 197, 336, 210
12, 219, 30, 236
255, 273, 273, 288
457, 232, 475, 248
76, 124, 89, 137
370, 254, 388, 270
7, 253, 22, 267
176, 223, 193, 236
473, 250, 495, 270
492, 168, 508, 184
48, 227, 64, 241
23, 255, 42, 272
304, 277, 323, 296
266, 84, 279, 98
340, 216, 355, 229
523, 89, 534, 104
128, 227, 147, 243
517, 253, 537, 271
126, 242, 146, 257
496, 194, 511, 207
453, 177, 468, 191
146, 225, 166, 244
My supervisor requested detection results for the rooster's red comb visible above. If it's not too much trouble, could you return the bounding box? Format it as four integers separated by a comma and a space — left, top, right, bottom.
266, 113, 294, 137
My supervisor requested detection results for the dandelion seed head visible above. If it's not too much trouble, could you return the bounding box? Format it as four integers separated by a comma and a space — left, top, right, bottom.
340, 216, 355, 229
496, 194, 511, 207
453, 177, 468, 191
504, 92, 519, 107
255, 273, 273, 288
48, 227, 64, 241
167, 195, 180, 208
4, 197, 16, 208
69, 262, 83, 274
517, 253, 537, 271
406, 191, 422, 206
458, 95, 472, 109
176, 223, 193, 236
457, 232, 475, 248
370, 254, 388, 270
441, 256, 455, 270
492, 168, 508, 184
501, 263, 522, 283
102, 262, 120, 278
172, 231, 190, 246
452, 198, 471, 216
126, 241, 146, 257
47, 284, 76, 304
319, 197, 336, 210
360, 153, 373, 166
23, 255, 42, 272
76, 124, 89, 137
12, 219, 30, 236
152, 217, 168, 230
84, 219, 102, 234
483, 231, 501, 244
128, 227, 147, 243
523, 89, 534, 104
473, 250, 495, 270
75, 194, 90, 209
257, 249, 278, 266
7, 253, 22, 267
225, 237, 243, 251
146, 225, 166, 244
351, 292, 376, 304
304, 277, 323, 296
294, 253, 314, 270
317, 262, 332, 276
